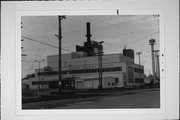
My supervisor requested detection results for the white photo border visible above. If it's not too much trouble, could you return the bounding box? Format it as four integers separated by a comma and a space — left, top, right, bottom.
1, 1, 179, 120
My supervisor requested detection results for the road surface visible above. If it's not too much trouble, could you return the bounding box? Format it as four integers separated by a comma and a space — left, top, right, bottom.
22, 88, 160, 109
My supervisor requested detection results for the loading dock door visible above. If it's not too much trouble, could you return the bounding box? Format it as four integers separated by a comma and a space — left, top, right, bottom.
76, 81, 84, 89
93, 80, 99, 89
84, 80, 93, 89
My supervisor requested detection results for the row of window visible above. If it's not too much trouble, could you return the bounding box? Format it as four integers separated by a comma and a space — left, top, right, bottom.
32, 81, 48, 85
134, 68, 144, 73
108, 82, 115, 86
135, 78, 144, 83
38, 67, 122, 76
107, 78, 119, 86
31, 78, 144, 86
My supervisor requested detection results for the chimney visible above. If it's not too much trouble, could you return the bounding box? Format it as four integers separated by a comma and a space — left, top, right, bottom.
86, 22, 92, 43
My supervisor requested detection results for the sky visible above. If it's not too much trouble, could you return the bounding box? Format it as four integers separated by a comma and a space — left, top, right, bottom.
21, 15, 159, 78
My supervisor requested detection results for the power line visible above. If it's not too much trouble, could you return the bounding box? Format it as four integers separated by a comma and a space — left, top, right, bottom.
104, 31, 159, 49
22, 57, 116, 64
22, 36, 74, 52
22, 36, 58, 48
21, 36, 124, 65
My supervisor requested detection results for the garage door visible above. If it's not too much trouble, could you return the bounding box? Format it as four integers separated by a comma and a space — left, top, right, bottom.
93, 80, 99, 89
84, 80, 93, 89
76, 81, 84, 89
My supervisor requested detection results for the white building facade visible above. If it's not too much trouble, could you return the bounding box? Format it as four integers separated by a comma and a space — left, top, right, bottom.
24, 52, 144, 90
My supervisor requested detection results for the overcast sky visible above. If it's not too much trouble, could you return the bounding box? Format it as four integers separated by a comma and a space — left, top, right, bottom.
21, 15, 159, 78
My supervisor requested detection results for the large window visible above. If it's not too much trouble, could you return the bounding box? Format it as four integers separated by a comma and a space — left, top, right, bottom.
134, 68, 144, 73
135, 78, 144, 83
115, 78, 119, 83
32, 81, 49, 85
38, 66, 122, 76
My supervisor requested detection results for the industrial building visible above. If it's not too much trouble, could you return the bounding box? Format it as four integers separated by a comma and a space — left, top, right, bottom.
22, 22, 144, 90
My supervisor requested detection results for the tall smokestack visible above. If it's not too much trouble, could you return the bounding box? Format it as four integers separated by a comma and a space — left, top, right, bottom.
86, 22, 92, 43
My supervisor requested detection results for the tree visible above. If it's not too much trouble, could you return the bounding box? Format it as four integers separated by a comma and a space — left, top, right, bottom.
147, 74, 153, 84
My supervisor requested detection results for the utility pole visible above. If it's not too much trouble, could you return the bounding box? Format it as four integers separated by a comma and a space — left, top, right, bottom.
154, 50, 160, 82
149, 39, 156, 84
98, 41, 104, 89
35, 59, 45, 95
136, 51, 142, 86
58, 16, 66, 93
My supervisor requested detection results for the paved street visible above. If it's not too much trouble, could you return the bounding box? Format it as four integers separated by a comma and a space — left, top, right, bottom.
22, 88, 160, 109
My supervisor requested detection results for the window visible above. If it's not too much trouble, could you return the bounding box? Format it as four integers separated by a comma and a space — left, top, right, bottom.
32, 81, 40, 85
135, 78, 144, 83
32, 81, 35, 85
73, 70, 76, 74
84, 69, 86, 73
115, 78, 119, 83
117, 67, 122, 71
108, 83, 110, 86
134, 68, 144, 73
112, 67, 116, 71
76, 70, 79, 73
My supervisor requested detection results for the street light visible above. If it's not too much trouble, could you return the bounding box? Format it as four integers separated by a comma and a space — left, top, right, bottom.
136, 51, 142, 86
98, 41, 104, 89
35, 59, 45, 95
154, 50, 160, 82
